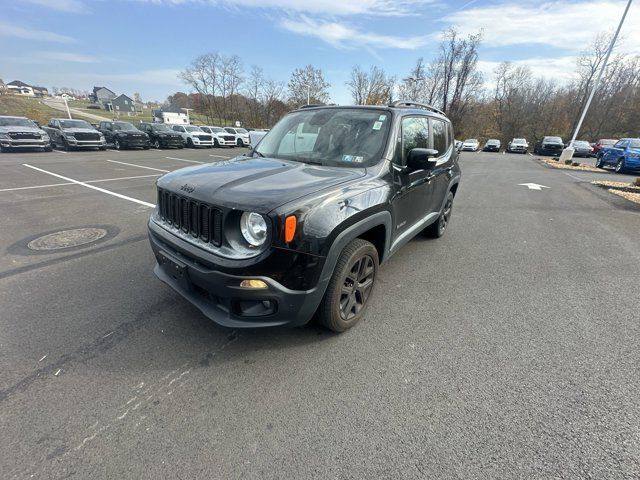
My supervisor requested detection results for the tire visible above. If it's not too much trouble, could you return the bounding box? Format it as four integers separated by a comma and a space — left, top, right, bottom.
152, 139, 160, 149
237, 139, 243, 147
214, 138, 220, 147
178, 144, 184, 149
615, 158, 626, 174
0, 146, 11, 153
425, 191, 454, 238
317, 239, 378, 333
114, 139, 121, 150
99, 146, 107, 151
143, 145, 150, 150
187, 138, 194, 148
595, 156, 604, 168
44, 146, 52, 152
61, 138, 70, 151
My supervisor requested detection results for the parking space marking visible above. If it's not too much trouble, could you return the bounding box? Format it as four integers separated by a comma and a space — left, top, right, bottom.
0, 174, 161, 193
52, 149, 68, 154
165, 156, 204, 164
22, 164, 155, 208
106, 149, 121, 153
209, 154, 233, 159
106, 159, 170, 172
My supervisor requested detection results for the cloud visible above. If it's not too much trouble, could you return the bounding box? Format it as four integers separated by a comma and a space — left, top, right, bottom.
22, 0, 87, 13
280, 16, 429, 50
138, 0, 436, 17
440, 1, 640, 53
77, 69, 183, 86
46, 52, 98, 63
0, 22, 75, 43
477, 57, 579, 87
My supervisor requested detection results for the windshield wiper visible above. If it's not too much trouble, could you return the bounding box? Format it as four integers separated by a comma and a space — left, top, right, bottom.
253, 150, 265, 158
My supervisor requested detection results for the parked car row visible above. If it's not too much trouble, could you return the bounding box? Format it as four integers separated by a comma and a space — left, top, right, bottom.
460, 136, 607, 158
0, 115, 255, 152
596, 138, 640, 173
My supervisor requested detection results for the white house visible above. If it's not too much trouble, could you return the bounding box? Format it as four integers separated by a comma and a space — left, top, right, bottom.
152, 110, 189, 124
6, 81, 35, 96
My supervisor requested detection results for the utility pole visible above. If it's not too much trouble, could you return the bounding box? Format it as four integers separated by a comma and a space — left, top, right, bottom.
560, 0, 633, 162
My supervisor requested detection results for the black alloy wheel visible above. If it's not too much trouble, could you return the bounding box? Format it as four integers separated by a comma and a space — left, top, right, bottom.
425, 191, 454, 238
615, 158, 626, 173
317, 239, 378, 332
153, 139, 160, 149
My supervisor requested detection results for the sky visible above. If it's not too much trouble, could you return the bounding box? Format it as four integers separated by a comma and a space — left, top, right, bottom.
2, 0, 640, 104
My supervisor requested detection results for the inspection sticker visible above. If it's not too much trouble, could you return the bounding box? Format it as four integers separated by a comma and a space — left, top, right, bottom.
372, 121, 383, 130
342, 155, 364, 163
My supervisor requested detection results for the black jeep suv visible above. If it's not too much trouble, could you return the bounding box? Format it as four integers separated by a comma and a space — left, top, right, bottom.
148, 103, 461, 332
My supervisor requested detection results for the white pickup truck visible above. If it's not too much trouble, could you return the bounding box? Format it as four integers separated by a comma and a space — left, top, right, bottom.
0, 116, 52, 152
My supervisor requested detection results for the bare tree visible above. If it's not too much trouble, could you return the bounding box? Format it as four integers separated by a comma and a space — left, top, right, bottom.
347, 66, 394, 105
288, 65, 330, 106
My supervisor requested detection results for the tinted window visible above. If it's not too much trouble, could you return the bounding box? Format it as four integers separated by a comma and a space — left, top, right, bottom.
629, 140, 640, 149
613, 140, 627, 148
402, 117, 430, 163
432, 119, 448, 155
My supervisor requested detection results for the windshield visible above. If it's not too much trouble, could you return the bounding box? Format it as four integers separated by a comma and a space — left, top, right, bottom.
60, 120, 92, 129
112, 122, 137, 131
572, 141, 590, 147
464, 139, 477, 143
513, 138, 526, 144
600, 139, 616, 145
254, 108, 391, 167
487, 139, 499, 144
224, 128, 235, 133
545, 136, 562, 143
212, 127, 224, 133
199, 127, 212, 133
236, 128, 248, 134
151, 124, 173, 132
185, 126, 202, 132
0, 117, 37, 127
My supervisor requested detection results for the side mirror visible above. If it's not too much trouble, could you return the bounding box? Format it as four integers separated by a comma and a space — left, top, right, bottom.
407, 148, 439, 170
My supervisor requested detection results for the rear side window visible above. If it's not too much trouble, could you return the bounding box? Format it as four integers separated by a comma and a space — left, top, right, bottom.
401, 117, 429, 163
431, 119, 448, 156
614, 140, 627, 148
629, 140, 640, 149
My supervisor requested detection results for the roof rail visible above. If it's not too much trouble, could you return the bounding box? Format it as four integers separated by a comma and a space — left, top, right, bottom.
299, 104, 325, 109
389, 101, 446, 116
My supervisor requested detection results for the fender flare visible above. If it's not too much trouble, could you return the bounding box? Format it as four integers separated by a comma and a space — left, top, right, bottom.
318, 211, 392, 285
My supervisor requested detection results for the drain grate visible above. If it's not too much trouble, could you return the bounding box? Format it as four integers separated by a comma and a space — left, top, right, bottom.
27, 228, 108, 251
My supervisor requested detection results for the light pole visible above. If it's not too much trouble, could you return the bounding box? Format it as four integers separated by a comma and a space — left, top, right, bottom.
402, 76, 425, 101
560, 0, 633, 162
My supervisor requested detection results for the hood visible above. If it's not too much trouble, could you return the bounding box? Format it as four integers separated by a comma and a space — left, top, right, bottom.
157, 156, 366, 212
0, 125, 45, 135
64, 127, 100, 134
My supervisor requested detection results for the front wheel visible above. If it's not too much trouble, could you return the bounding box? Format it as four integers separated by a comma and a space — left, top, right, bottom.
114, 139, 121, 150
317, 239, 378, 332
187, 138, 194, 148
214, 138, 220, 147
152, 139, 160, 149
595, 156, 604, 168
615, 158, 626, 174
43, 145, 52, 152
425, 191, 454, 238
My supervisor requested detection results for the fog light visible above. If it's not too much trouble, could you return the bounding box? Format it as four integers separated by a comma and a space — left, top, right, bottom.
240, 279, 268, 289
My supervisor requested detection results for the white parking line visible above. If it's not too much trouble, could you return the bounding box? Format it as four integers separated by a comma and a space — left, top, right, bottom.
107, 149, 121, 153
22, 164, 155, 208
165, 156, 204, 164
106, 159, 170, 172
527, 152, 533, 157
209, 154, 232, 159
52, 149, 68, 154
0, 174, 161, 193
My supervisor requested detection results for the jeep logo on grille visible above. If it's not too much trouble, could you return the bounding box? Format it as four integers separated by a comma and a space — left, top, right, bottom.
180, 184, 195, 193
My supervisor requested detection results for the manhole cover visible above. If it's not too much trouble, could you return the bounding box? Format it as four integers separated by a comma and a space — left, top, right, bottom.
27, 228, 108, 251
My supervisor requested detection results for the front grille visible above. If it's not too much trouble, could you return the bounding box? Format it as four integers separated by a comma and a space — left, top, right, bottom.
157, 188, 222, 247
223, 135, 235, 141
197, 135, 212, 141
9, 132, 40, 140
74, 132, 100, 141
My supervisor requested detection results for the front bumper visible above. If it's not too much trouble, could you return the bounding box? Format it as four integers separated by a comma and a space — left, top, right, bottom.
483, 146, 500, 152
117, 137, 149, 148
0, 139, 49, 148
148, 221, 327, 328
461, 146, 477, 151
190, 138, 214, 147
538, 146, 563, 156
159, 138, 185, 147
66, 138, 105, 148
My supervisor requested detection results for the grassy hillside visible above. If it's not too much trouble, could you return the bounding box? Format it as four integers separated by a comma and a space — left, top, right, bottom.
0, 95, 67, 125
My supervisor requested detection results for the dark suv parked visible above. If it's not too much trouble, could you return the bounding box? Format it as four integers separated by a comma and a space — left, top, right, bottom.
148, 102, 461, 332
98, 121, 149, 150
534, 136, 564, 156
139, 122, 185, 149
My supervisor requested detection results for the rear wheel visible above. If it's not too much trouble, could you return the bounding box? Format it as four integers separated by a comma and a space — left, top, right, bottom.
237, 138, 243, 147
615, 158, 626, 173
595, 156, 605, 168
214, 138, 220, 147
114, 139, 121, 150
187, 138, 194, 148
425, 191, 454, 238
317, 239, 378, 333
152, 139, 160, 149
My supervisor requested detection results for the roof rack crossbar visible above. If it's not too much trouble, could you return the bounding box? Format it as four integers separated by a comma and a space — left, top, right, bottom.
389, 101, 446, 116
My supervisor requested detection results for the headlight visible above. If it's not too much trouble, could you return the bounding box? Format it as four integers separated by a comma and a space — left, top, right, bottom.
42, 134, 50, 141
240, 212, 267, 247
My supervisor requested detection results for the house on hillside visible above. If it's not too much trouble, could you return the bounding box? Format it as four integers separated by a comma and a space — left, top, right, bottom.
32, 86, 49, 97
6, 80, 35, 96
152, 110, 189, 124
91, 86, 116, 104
106, 94, 136, 116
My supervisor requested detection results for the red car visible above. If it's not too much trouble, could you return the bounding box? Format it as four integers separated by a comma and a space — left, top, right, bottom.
591, 139, 617, 156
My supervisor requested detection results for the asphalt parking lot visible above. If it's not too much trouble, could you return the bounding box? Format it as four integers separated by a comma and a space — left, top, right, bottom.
1, 147, 639, 479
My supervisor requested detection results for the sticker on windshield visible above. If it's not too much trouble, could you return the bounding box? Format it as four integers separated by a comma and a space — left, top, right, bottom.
372, 121, 383, 130
378, 115, 386, 121
342, 155, 364, 163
